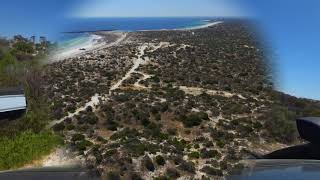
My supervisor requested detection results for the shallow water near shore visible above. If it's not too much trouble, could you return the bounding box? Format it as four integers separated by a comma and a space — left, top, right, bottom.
52, 17, 221, 60
62, 17, 221, 33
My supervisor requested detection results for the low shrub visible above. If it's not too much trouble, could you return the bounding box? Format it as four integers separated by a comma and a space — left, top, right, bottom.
155, 155, 166, 166
143, 155, 155, 171
200, 149, 221, 159
166, 168, 180, 179
265, 106, 298, 143
76, 140, 93, 151
52, 123, 65, 132
0, 131, 62, 170
181, 112, 209, 128
178, 160, 195, 173
201, 166, 223, 176
189, 151, 200, 159
71, 134, 85, 141
106, 171, 121, 180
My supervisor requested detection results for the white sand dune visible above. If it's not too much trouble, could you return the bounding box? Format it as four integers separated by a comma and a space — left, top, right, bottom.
139, 21, 223, 32
179, 21, 223, 30
49, 33, 127, 62
49, 35, 104, 62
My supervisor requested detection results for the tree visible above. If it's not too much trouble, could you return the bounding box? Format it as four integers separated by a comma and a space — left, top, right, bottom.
0, 38, 9, 59
0, 52, 18, 85
265, 106, 298, 143
12, 41, 35, 54
181, 112, 209, 128
0, 52, 17, 70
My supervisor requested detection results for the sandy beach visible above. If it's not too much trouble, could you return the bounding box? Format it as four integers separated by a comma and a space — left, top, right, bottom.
49, 32, 127, 62
180, 21, 223, 30
139, 21, 223, 32
48, 21, 222, 62
49, 34, 103, 62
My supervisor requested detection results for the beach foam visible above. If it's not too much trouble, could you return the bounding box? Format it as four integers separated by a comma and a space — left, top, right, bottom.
49, 34, 105, 62
179, 21, 223, 30
47, 20, 222, 62
49, 32, 127, 62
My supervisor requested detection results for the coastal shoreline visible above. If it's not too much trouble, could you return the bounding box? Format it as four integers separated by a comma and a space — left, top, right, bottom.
49, 21, 222, 62
178, 21, 223, 30
49, 34, 105, 62
49, 32, 127, 62
43, 20, 296, 178
139, 21, 223, 32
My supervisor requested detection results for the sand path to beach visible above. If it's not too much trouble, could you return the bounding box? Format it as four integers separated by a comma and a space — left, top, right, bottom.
50, 42, 166, 127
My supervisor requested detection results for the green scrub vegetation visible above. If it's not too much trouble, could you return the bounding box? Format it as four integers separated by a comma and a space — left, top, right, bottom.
0, 36, 61, 170
0, 131, 63, 170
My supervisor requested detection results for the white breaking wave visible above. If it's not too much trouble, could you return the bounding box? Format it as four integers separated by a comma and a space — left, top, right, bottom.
178, 21, 223, 30
49, 34, 104, 62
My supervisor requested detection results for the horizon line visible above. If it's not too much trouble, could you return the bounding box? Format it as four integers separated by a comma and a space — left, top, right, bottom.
67, 16, 253, 19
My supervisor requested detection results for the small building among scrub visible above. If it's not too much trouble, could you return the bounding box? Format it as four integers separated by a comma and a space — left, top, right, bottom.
0, 87, 27, 120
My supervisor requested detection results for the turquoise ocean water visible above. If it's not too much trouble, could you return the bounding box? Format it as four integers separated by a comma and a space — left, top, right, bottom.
56, 17, 220, 50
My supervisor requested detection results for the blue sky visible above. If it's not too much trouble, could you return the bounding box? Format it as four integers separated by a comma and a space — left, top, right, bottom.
0, 0, 81, 39
0, 0, 319, 100
71, 0, 248, 18
245, 1, 320, 100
